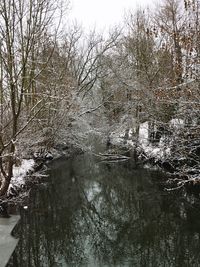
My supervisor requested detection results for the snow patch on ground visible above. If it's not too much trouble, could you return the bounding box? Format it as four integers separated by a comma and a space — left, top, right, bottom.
138, 122, 171, 160
8, 159, 35, 193
110, 121, 171, 161
138, 122, 149, 146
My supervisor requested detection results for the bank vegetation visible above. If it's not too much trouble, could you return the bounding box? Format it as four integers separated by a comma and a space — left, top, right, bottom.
0, 0, 199, 197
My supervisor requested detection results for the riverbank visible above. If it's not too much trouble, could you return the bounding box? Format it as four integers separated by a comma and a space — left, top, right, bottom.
0, 139, 83, 215
1, 117, 199, 214
108, 120, 200, 191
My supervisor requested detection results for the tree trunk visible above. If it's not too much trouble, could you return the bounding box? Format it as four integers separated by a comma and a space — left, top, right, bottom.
0, 176, 11, 196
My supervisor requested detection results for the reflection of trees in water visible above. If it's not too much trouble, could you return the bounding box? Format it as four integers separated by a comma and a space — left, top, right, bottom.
8, 156, 200, 266
9, 161, 87, 267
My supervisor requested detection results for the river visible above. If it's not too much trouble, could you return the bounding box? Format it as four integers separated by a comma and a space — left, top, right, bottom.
7, 153, 200, 267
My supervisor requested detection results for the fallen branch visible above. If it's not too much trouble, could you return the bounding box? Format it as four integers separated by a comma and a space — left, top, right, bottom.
97, 152, 130, 161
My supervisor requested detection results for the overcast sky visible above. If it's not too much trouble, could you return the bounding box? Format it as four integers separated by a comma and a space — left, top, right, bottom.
68, 0, 153, 32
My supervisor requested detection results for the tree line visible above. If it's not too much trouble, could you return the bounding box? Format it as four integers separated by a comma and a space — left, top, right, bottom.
0, 0, 199, 196
100, 0, 200, 186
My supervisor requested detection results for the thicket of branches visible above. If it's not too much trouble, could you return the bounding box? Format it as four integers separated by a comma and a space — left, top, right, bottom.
100, 0, 200, 183
0, 0, 119, 196
0, 0, 199, 196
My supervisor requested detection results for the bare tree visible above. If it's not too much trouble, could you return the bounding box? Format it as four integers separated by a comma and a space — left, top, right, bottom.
0, 0, 67, 196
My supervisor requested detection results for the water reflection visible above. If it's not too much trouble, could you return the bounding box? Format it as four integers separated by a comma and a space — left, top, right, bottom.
8, 155, 200, 267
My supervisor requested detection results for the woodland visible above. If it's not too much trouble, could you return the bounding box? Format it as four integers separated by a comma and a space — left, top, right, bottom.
0, 0, 200, 197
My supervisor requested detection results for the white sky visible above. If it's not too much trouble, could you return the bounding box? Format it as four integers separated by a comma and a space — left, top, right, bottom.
68, 0, 153, 32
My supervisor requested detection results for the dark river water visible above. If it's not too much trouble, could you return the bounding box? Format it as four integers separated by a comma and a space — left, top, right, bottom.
8, 154, 200, 267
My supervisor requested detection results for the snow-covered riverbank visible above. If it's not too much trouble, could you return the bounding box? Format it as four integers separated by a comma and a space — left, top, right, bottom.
109, 119, 200, 189
7, 159, 35, 197
0, 139, 83, 207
